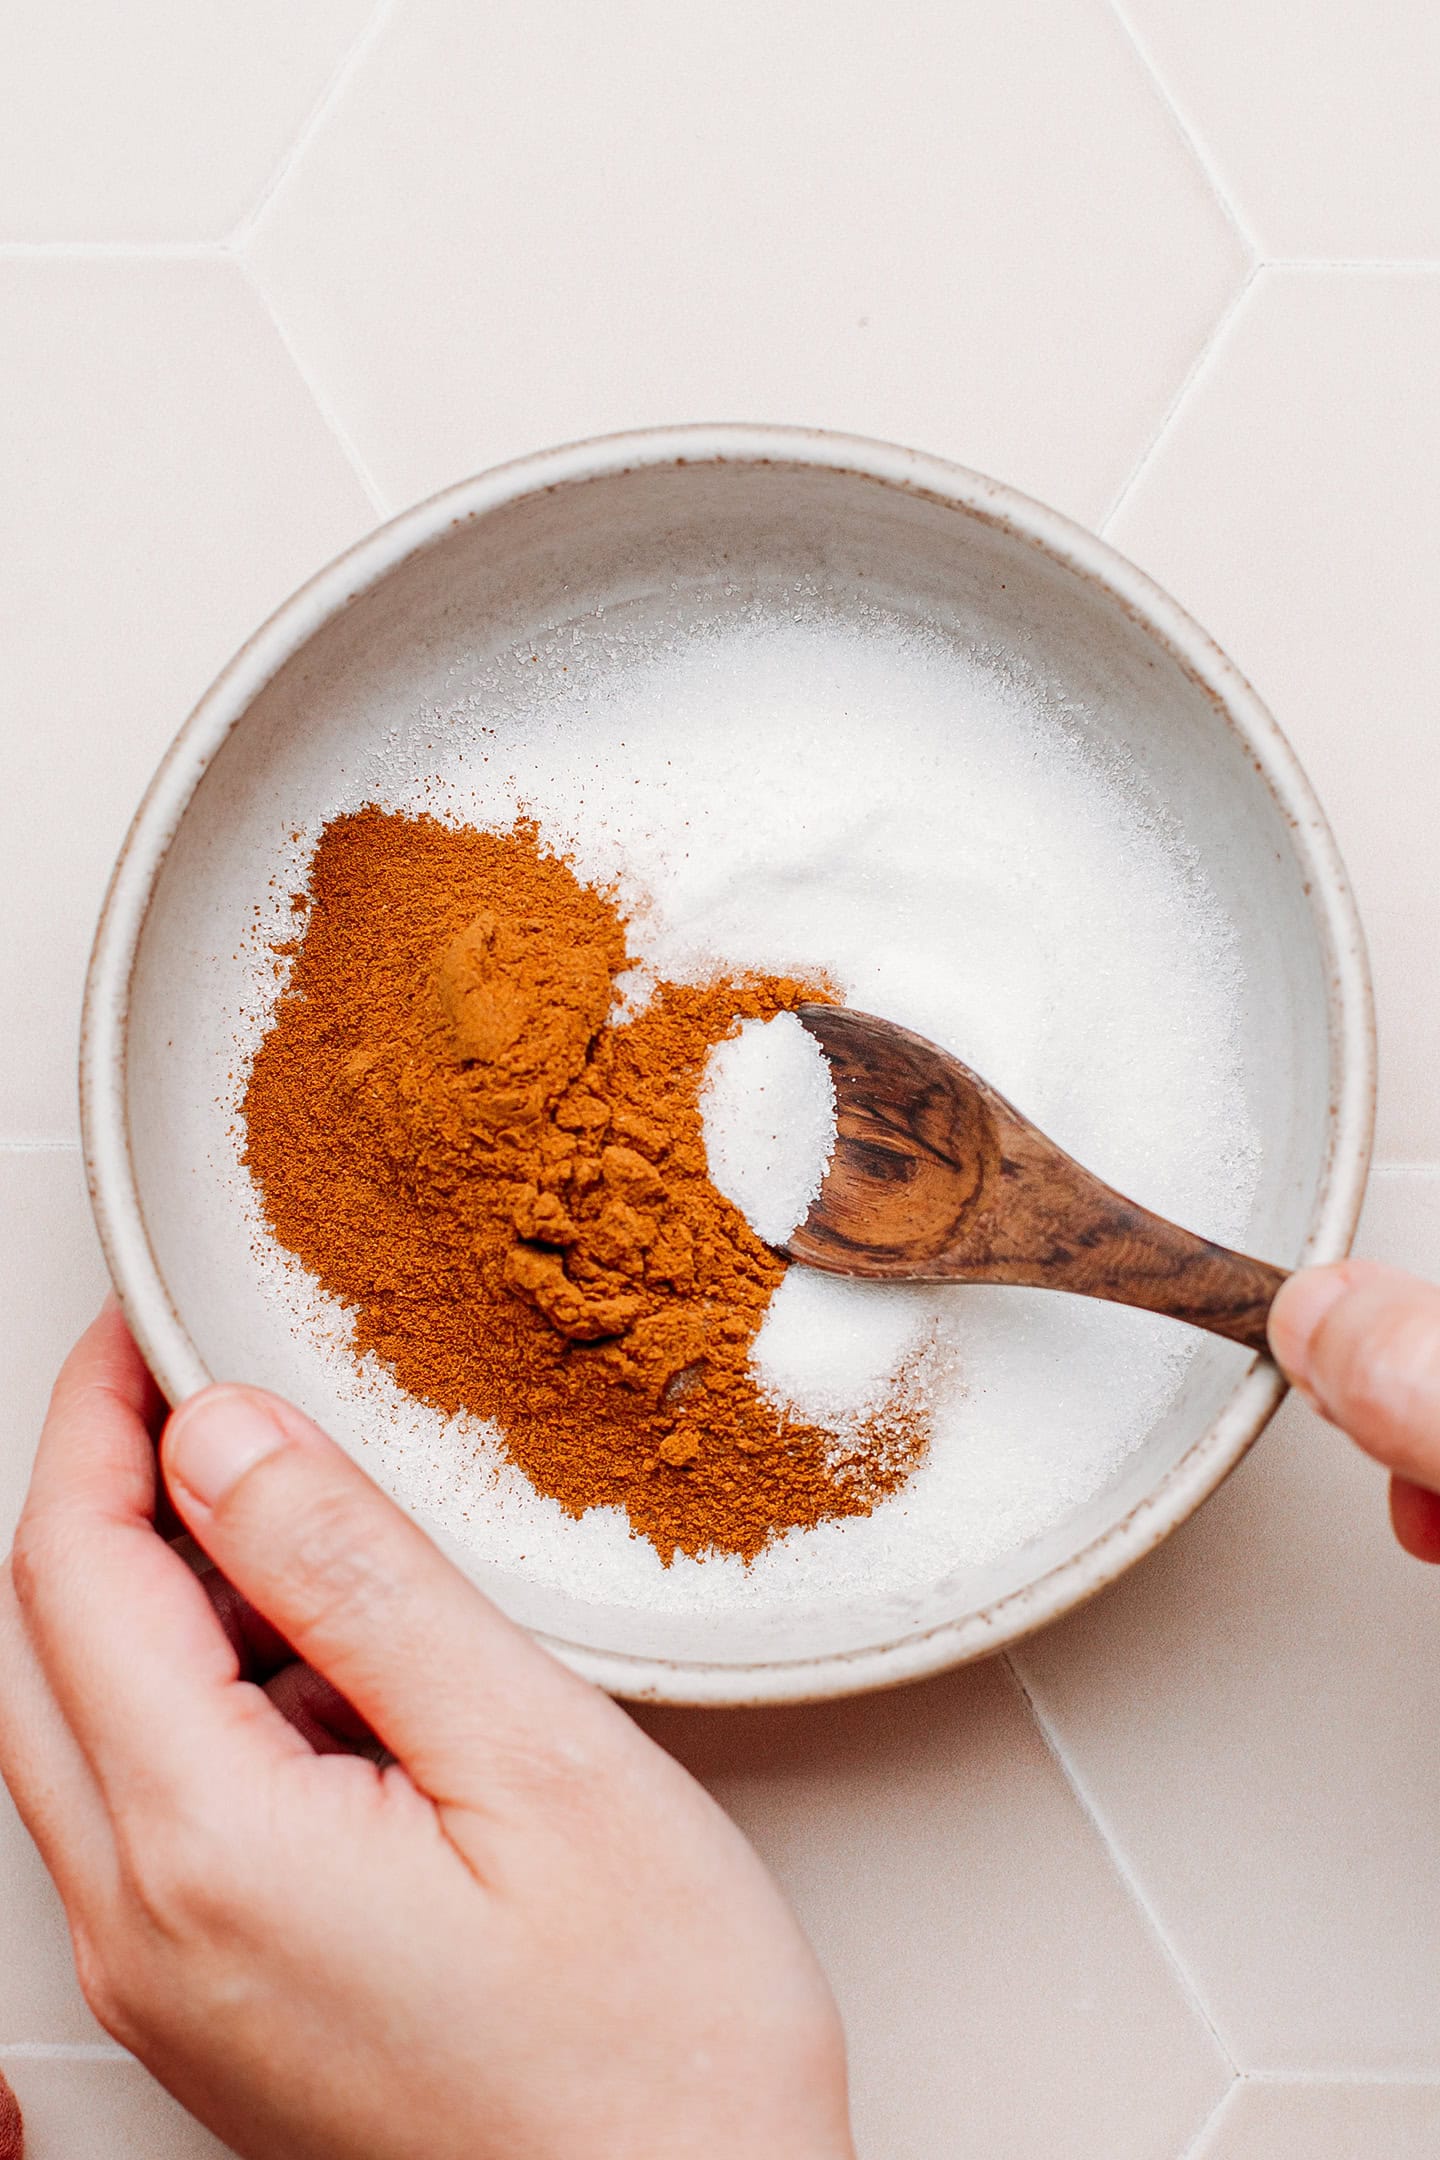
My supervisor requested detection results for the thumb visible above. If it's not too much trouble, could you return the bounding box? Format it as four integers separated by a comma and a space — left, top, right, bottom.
1269, 1262, 1440, 1562
161, 1384, 615, 1791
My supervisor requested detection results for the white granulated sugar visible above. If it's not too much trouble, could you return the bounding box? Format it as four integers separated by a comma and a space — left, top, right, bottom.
751, 1270, 938, 1427
701, 1012, 837, 1247
230, 596, 1261, 1615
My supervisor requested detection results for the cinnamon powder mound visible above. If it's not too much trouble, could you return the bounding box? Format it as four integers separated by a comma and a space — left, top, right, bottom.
242, 807, 925, 1562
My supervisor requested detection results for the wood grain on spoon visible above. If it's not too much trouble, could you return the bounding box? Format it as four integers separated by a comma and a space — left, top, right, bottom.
783, 1005, 1286, 1356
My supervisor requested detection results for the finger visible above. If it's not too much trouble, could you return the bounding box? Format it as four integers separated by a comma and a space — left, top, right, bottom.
12, 1311, 308, 1812
1268, 1262, 1440, 1486
0, 1568, 114, 1910
1266, 1258, 1390, 1393
97, 1289, 167, 1431
195, 1565, 293, 1681
25, 1302, 166, 1524
1390, 1475, 1440, 1564
264, 1662, 377, 1757
162, 1386, 623, 1800
153, 1479, 188, 1544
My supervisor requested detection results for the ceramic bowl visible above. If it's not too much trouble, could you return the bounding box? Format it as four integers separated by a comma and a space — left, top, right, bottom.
82, 425, 1374, 1705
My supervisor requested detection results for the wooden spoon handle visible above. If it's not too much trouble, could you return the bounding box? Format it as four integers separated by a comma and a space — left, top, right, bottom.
938, 1070, 1290, 1353
1017, 1205, 1288, 1354
928, 1094, 1289, 1351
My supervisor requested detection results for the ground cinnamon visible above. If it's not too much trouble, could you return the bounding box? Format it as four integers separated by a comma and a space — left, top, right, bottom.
242, 807, 924, 1562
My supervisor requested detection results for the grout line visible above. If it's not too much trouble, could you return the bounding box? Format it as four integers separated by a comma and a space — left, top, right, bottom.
1174, 2080, 1238, 2160
237, 254, 391, 518
0, 235, 1428, 277
1243, 2067, 1440, 2088
0, 2042, 128, 2062
1104, 0, 1261, 257
1004, 1654, 1242, 2077
0, 241, 222, 260
230, 0, 399, 251
1100, 264, 1259, 531
1266, 257, 1440, 275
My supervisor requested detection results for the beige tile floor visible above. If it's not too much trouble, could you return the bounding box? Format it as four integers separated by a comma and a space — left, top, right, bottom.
2, 3, 1437, 2151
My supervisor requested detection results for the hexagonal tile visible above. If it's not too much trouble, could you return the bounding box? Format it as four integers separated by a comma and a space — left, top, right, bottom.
0, 260, 375, 1138
247, 0, 1246, 523
1108, 268, 1440, 1159
637, 1657, 1229, 2160
1192, 2079, 1440, 2158
0, 0, 374, 242
1016, 1170, 1440, 2072
1117, 0, 1440, 257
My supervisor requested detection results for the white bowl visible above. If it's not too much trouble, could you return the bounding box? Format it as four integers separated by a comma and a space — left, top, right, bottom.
82, 425, 1374, 1705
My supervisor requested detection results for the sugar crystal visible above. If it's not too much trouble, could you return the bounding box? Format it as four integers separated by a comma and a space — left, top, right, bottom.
700, 1012, 837, 1248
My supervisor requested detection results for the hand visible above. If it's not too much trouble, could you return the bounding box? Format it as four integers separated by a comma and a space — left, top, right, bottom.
0, 1306, 854, 2160
1270, 1261, 1440, 1562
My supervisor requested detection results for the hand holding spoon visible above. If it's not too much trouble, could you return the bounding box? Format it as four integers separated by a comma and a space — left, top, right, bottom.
783, 1006, 1286, 1355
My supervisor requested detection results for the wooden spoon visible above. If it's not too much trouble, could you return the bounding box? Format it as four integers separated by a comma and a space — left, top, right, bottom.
782, 1005, 1286, 1355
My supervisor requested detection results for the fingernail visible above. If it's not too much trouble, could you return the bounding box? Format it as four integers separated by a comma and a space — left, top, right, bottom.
167, 1392, 288, 1510
1268, 1267, 1350, 1382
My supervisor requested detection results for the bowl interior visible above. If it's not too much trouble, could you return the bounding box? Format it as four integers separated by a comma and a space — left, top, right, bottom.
113, 452, 1352, 1696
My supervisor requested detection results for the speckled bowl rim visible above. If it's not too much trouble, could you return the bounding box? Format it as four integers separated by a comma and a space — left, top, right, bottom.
81, 423, 1376, 1706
